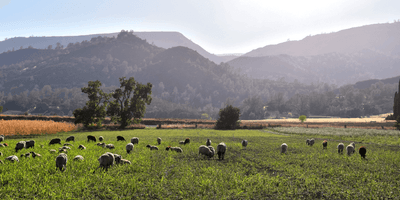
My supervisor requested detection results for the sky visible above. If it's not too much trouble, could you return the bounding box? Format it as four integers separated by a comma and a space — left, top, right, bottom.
0, 0, 399, 55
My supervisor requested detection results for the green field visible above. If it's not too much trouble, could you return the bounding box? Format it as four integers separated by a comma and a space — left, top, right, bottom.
0, 128, 399, 199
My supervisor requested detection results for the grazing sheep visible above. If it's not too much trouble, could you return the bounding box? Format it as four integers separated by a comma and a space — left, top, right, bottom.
87, 135, 96, 142
306, 139, 310, 145
97, 143, 106, 148
350, 142, 356, 153
29, 152, 39, 158
113, 154, 122, 164
0, 135, 4, 142
308, 139, 315, 146
59, 149, 67, 153
199, 145, 214, 158
23, 152, 31, 158
117, 136, 126, 141
66, 136, 75, 142
157, 137, 162, 145
337, 143, 344, 153
78, 145, 86, 150
59, 146, 71, 150
216, 143, 227, 160
126, 143, 134, 153
131, 137, 139, 144
206, 138, 211, 146
99, 136, 104, 142
120, 159, 131, 164
73, 155, 84, 161
146, 145, 159, 150
15, 141, 26, 152
166, 146, 183, 153
3, 143, 7, 147
0, 143, 3, 147
49, 138, 61, 145
179, 141, 185, 144
56, 153, 67, 171
25, 140, 35, 149
346, 144, 355, 156
98, 152, 115, 170
6, 155, 19, 162
359, 146, 367, 159
242, 140, 248, 149
105, 144, 115, 149
50, 149, 57, 153
322, 140, 328, 149
184, 138, 190, 145
63, 143, 73, 146
281, 143, 288, 154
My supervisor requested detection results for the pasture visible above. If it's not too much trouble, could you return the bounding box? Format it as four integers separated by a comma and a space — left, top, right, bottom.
0, 127, 399, 199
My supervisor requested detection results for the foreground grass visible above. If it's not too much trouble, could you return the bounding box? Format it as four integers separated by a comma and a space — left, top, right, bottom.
0, 128, 399, 199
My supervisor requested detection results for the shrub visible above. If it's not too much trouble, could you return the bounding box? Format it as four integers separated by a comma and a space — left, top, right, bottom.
215, 105, 240, 130
299, 115, 307, 123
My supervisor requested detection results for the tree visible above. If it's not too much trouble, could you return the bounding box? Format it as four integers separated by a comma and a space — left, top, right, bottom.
73, 80, 111, 127
0, 106, 3, 113
215, 105, 240, 130
107, 77, 152, 129
393, 79, 400, 120
299, 115, 307, 123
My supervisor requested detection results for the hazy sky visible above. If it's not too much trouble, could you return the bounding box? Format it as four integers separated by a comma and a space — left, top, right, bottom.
0, 0, 399, 54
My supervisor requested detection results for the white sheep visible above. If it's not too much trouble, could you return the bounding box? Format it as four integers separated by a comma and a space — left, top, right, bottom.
350, 142, 356, 153
50, 149, 57, 153
166, 146, 183, 153
98, 152, 115, 170
56, 153, 67, 171
157, 137, 162, 145
6, 155, 19, 162
337, 143, 344, 153
99, 136, 104, 142
126, 143, 134, 153
105, 144, 115, 149
73, 155, 84, 161
199, 145, 214, 158
146, 145, 159, 150
346, 144, 355, 156
0, 135, 4, 142
281, 143, 288, 154
15, 141, 26, 152
97, 143, 106, 148
206, 138, 211, 146
131, 137, 139, 144
242, 140, 248, 149
120, 159, 131, 164
216, 142, 227, 160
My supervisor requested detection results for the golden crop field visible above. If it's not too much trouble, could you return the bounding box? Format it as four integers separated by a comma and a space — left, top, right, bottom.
0, 119, 77, 136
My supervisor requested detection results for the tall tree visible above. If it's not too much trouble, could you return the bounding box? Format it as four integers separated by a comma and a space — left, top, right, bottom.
394, 79, 400, 119
107, 77, 152, 129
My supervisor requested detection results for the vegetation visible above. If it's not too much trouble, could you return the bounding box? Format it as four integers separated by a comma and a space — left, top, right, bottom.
215, 105, 240, 130
0, 119, 76, 136
0, 128, 399, 199
299, 115, 307, 123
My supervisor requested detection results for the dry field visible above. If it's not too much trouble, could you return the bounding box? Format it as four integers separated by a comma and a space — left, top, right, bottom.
0, 119, 77, 136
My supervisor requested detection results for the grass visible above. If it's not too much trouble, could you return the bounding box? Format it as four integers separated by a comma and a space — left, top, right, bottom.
0, 128, 400, 199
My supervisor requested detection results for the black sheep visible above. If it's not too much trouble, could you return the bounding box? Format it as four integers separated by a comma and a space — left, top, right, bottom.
66, 136, 75, 142
49, 138, 61, 145
359, 146, 367, 159
117, 136, 126, 141
322, 140, 328, 149
87, 135, 96, 142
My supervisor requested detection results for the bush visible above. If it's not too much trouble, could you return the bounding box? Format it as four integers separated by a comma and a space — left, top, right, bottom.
299, 115, 307, 123
215, 105, 240, 130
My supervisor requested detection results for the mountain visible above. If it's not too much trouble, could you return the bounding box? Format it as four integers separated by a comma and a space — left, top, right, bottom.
353, 75, 400, 90
0, 31, 230, 64
243, 22, 400, 57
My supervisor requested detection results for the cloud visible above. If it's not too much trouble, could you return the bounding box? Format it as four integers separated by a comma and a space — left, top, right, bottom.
0, 0, 11, 9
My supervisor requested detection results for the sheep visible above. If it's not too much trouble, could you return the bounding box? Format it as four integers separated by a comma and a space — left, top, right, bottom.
59, 149, 67, 153
346, 144, 355, 156
242, 140, 248, 149
98, 152, 115, 170
50, 149, 57, 153
63, 143, 73, 146
99, 136, 104, 142
3, 143, 7, 147
117, 136, 126, 141
0, 135, 4, 142
308, 139, 315, 146
281, 143, 288, 154
306, 139, 310, 145
146, 145, 159, 150
337, 143, 344, 153
113, 153, 122, 164
0, 152, 2, 156
66, 136, 75, 142
206, 138, 211, 146
73, 155, 84, 161
6, 155, 19, 162
165, 146, 183, 153
97, 143, 106, 148
0, 143, 3, 147
78, 145, 86, 150
322, 140, 328, 149
105, 144, 115, 149
120, 159, 131, 164
30, 151, 41, 158
359, 146, 367, 159
209, 146, 215, 157
179, 141, 185, 144
59, 146, 71, 150
87, 135, 96, 142
216, 143, 227, 160
131, 137, 139, 144
24, 152, 31, 158
24, 140, 35, 149
184, 138, 190, 145
199, 145, 214, 158
56, 153, 67, 171
126, 143, 134, 153
350, 142, 356, 153
157, 137, 162, 145
15, 141, 26, 152
49, 138, 61, 145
